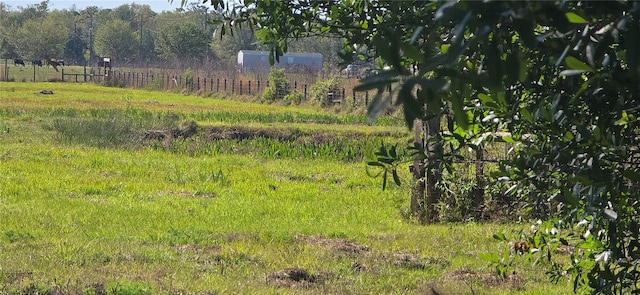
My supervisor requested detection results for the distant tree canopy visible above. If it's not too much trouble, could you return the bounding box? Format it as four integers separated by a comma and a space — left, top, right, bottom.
156, 21, 210, 62
10, 13, 67, 60
94, 19, 137, 63
0, 0, 343, 68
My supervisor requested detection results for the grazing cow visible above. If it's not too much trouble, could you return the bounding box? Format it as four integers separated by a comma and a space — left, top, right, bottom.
56, 60, 65, 67
32, 60, 43, 67
13, 59, 25, 66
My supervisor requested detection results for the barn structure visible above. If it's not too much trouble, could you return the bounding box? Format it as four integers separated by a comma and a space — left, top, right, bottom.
237, 50, 323, 73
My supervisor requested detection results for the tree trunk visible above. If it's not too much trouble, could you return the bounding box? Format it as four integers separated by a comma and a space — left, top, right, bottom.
424, 115, 442, 223
411, 116, 443, 223
411, 118, 426, 221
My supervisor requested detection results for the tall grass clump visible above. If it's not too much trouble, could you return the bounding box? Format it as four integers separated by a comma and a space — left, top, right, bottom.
48, 106, 182, 148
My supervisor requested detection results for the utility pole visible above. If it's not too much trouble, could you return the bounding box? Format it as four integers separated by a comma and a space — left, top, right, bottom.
89, 13, 94, 67
139, 12, 143, 62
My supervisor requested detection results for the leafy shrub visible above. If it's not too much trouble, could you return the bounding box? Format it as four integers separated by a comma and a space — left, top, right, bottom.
262, 68, 288, 102
184, 67, 193, 92
309, 77, 341, 107
283, 91, 304, 105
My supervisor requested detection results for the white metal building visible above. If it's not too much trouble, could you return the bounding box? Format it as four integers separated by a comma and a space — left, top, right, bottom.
237, 50, 323, 73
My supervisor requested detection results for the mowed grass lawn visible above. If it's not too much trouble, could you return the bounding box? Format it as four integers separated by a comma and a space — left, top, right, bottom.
0, 82, 571, 294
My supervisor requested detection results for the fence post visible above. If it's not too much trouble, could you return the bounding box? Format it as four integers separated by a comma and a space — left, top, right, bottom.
216, 78, 220, 92
248, 80, 251, 94
304, 84, 307, 100
197, 77, 201, 91
239, 80, 242, 95
257, 80, 261, 92
342, 88, 346, 103
224, 79, 227, 91
61, 68, 65, 82
365, 91, 369, 106
353, 89, 356, 106
473, 148, 485, 218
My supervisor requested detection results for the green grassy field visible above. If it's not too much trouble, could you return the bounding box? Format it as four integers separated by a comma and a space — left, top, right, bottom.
0, 82, 572, 294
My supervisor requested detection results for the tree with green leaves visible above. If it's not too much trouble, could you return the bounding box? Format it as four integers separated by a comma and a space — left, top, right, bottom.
9, 13, 67, 60
155, 21, 210, 62
94, 19, 138, 64
192, 0, 640, 293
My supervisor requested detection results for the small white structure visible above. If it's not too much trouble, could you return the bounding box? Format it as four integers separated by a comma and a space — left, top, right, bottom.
237, 50, 323, 73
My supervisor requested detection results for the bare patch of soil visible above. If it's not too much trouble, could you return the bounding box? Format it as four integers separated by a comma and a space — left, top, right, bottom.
297, 235, 370, 254
444, 268, 524, 288
390, 252, 450, 270
157, 190, 216, 198
267, 267, 324, 288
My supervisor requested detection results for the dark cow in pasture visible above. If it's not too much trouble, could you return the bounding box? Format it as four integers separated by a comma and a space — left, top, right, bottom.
56, 60, 65, 66
13, 59, 25, 66
32, 60, 43, 67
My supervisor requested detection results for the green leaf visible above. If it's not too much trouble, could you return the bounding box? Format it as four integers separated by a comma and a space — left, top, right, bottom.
392, 169, 401, 186
560, 69, 587, 76
400, 42, 424, 64
501, 136, 516, 144
367, 92, 394, 124
440, 44, 449, 54
382, 169, 387, 190
367, 161, 385, 168
565, 56, 593, 71
565, 12, 588, 24
492, 232, 507, 241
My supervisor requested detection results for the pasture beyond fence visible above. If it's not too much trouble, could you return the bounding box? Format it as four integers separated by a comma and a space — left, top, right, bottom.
1, 60, 376, 106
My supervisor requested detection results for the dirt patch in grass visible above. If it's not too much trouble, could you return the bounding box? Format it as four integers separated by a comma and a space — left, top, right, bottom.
390, 252, 450, 270
204, 125, 397, 144
157, 190, 217, 198
444, 268, 524, 289
297, 235, 370, 254
267, 267, 325, 289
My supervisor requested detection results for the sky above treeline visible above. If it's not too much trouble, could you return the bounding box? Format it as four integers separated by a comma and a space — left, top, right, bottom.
1, 0, 193, 13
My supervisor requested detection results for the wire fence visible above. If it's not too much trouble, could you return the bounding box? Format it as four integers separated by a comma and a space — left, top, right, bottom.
1, 59, 378, 106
